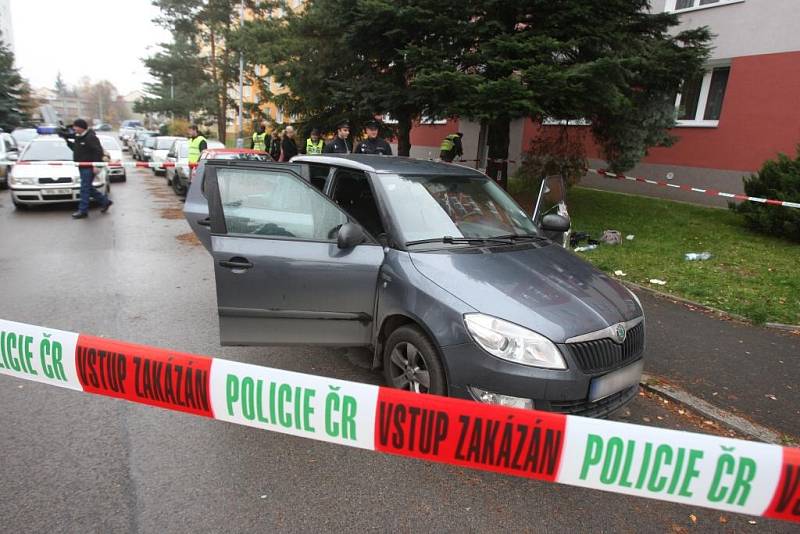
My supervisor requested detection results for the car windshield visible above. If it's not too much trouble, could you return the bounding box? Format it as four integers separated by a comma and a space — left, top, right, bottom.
21, 139, 73, 161
157, 137, 177, 149
177, 142, 189, 158
380, 174, 538, 244
98, 136, 121, 150
12, 129, 37, 143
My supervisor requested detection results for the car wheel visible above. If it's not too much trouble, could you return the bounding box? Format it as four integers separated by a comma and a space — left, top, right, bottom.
383, 325, 446, 395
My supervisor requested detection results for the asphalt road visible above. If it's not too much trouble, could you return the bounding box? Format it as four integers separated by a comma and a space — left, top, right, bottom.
0, 157, 794, 533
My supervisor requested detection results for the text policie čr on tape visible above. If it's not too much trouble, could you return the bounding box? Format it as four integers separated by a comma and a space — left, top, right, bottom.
0, 318, 798, 524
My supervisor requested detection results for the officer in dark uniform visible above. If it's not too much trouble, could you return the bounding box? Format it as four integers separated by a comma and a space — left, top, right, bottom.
355, 120, 392, 155
323, 120, 352, 154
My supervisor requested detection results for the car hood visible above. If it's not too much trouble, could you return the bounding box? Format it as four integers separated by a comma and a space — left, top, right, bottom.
409, 243, 641, 343
106, 149, 122, 161
12, 163, 78, 179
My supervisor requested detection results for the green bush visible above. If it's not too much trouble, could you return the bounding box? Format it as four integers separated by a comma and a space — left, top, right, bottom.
732, 149, 800, 242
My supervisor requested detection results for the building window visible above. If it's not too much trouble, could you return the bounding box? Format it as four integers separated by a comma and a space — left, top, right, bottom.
675, 66, 730, 127
664, 0, 744, 13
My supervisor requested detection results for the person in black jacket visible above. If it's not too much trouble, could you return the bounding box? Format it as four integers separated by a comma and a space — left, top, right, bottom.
355, 120, 392, 155
63, 119, 112, 219
280, 126, 299, 161
323, 121, 352, 154
268, 130, 281, 161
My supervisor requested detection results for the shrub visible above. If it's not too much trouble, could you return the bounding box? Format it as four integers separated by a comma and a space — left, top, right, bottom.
732, 148, 800, 242
166, 118, 190, 137
511, 126, 587, 195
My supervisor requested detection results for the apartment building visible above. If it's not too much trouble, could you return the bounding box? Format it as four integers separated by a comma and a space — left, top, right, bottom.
405, 0, 800, 206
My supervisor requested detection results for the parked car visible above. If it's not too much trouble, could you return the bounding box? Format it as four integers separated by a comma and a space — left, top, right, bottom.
167, 140, 229, 195
184, 155, 645, 418
0, 132, 20, 189
11, 127, 37, 152
98, 135, 126, 182
132, 130, 158, 161
119, 120, 143, 148
9, 135, 109, 208
150, 136, 181, 175
94, 123, 113, 132
141, 135, 158, 161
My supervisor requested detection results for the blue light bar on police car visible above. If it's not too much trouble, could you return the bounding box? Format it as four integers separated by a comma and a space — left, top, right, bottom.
36, 126, 59, 135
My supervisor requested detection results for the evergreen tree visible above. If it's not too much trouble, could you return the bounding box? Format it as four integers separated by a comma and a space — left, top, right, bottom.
0, 32, 31, 130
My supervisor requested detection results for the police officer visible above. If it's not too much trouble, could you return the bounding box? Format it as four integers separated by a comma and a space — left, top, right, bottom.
303, 128, 324, 155
323, 121, 352, 154
187, 124, 207, 166
439, 132, 464, 162
355, 120, 392, 155
251, 121, 268, 151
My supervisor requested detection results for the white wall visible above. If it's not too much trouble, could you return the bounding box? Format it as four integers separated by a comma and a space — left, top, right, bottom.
661, 0, 800, 59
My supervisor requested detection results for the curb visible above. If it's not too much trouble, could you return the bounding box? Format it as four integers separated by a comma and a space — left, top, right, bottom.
620, 280, 800, 333
640, 374, 784, 445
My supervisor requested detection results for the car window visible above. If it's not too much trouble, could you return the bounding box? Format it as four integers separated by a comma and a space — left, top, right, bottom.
217, 167, 347, 241
12, 129, 36, 144
178, 142, 189, 158
308, 164, 330, 191
3, 136, 15, 152
145, 137, 157, 148
157, 137, 177, 149
98, 136, 121, 150
330, 170, 385, 238
20, 139, 73, 161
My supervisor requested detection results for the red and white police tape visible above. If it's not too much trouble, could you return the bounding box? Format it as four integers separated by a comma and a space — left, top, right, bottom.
0, 160, 197, 169
589, 168, 800, 209
0, 318, 798, 523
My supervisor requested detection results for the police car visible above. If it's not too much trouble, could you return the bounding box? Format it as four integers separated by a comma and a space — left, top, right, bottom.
8, 127, 110, 209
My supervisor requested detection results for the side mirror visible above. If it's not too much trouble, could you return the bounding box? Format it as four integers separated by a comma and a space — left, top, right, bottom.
7, 151, 18, 161
541, 213, 571, 233
337, 222, 366, 249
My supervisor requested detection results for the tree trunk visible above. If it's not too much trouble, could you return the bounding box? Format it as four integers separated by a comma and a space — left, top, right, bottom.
396, 111, 413, 157
486, 117, 510, 189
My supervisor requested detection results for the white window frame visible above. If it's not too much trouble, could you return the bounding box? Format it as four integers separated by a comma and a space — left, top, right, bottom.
674, 62, 730, 128
664, 0, 745, 14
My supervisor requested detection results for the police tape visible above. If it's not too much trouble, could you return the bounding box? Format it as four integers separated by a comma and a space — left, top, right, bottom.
589, 168, 800, 209
0, 317, 798, 524
0, 160, 197, 169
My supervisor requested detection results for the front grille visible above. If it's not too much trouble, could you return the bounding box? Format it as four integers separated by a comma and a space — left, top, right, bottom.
546, 385, 638, 418
41, 194, 74, 201
39, 177, 73, 184
568, 321, 645, 374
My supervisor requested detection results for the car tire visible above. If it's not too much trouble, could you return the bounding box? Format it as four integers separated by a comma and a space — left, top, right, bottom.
383, 325, 447, 395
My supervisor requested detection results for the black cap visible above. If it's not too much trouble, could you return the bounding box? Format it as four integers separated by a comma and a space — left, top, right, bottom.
364, 120, 380, 130
336, 120, 350, 130
72, 119, 89, 129
310, 128, 320, 135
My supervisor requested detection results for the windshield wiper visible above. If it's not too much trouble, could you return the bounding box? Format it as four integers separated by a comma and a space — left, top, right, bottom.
405, 235, 516, 247
491, 233, 549, 242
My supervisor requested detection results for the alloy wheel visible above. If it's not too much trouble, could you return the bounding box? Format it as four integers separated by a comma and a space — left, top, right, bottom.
387, 341, 431, 393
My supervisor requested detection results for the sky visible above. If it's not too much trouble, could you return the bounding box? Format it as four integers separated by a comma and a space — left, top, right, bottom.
11, 0, 171, 95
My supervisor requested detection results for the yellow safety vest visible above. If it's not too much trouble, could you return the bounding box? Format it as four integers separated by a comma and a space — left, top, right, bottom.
188, 135, 207, 164
440, 134, 459, 152
305, 138, 324, 155
252, 131, 267, 151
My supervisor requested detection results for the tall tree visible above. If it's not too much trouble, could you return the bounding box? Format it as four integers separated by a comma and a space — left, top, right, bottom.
0, 32, 32, 130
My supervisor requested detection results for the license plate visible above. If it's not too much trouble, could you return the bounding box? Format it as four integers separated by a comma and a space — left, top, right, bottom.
42, 188, 72, 196
589, 359, 644, 402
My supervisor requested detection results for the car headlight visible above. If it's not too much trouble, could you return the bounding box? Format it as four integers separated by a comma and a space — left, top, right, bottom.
9, 175, 35, 185
464, 314, 566, 369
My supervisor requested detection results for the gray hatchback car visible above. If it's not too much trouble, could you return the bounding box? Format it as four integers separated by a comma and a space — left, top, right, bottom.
184, 155, 645, 417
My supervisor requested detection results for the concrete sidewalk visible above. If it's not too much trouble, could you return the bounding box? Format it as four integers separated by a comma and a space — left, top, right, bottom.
632, 287, 800, 440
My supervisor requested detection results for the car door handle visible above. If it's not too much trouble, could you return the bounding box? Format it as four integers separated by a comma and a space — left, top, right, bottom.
219, 257, 254, 270
197, 217, 211, 227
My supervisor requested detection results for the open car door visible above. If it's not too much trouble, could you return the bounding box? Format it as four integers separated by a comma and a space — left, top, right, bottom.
204, 161, 384, 346
532, 175, 571, 248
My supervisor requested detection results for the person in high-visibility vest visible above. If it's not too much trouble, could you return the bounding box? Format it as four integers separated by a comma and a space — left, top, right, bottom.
251, 121, 268, 151
303, 128, 324, 155
439, 132, 464, 162
187, 124, 207, 165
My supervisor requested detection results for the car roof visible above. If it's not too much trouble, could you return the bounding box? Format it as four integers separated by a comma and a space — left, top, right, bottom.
291, 154, 484, 176
205, 148, 266, 154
